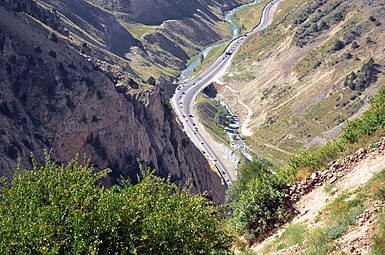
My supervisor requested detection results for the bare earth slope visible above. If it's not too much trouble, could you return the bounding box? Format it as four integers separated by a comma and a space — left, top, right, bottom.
253, 139, 385, 254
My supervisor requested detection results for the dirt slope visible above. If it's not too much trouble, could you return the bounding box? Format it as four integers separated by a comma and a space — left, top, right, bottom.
252, 138, 385, 254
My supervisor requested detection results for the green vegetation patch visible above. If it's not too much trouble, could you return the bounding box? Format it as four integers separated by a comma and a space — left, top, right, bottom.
228, 161, 289, 242
119, 21, 158, 40
0, 154, 232, 254
372, 208, 385, 255
230, 0, 267, 34
195, 94, 231, 144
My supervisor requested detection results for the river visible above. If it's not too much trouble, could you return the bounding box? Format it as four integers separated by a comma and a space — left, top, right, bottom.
178, 0, 262, 167
178, 0, 260, 83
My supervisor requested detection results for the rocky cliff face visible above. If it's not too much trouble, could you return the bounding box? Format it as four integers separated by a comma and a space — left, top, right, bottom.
0, 0, 225, 202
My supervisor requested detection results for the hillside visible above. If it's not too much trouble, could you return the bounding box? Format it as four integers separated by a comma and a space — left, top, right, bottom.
251, 138, 385, 254
0, 0, 227, 202
34, 0, 250, 94
218, 0, 385, 164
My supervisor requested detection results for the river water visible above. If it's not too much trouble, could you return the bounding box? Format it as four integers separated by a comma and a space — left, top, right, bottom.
178, 0, 262, 167
178, 0, 260, 83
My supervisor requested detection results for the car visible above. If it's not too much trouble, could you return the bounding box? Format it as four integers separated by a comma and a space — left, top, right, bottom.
193, 123, 196, 126
180, 105, 183, 108
189, 114, 194, 117
194, 131, 197, 134
182, 92, 186, 95
179, 96, 182, 99
213, 158, 218, 161
201, 141, 204, 145
179, 102, 183, 104
183, 114, 186, 118
192, 82, 196, 85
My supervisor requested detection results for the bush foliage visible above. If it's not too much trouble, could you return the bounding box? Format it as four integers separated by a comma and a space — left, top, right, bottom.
0, 155, 231, 254
228, 161, 288, 240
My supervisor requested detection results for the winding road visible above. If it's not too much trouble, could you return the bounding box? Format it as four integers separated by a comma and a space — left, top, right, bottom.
171, 0, 281, 185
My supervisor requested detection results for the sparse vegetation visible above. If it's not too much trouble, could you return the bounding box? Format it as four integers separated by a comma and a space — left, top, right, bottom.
261, 169, 385, 254
372, 209, 385, 255
229, 84, 385, 243
285, 84, 385, 179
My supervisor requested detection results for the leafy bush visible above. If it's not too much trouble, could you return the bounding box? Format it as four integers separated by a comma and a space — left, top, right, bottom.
228, 161, 288, 240
146, 76, 156, 86
351, 41, 359, 49
48, 50, 57, 58
48, 31, 58, 43
0, 154, 231, 254
331, 39, 345, 52
214, 103, 229, 127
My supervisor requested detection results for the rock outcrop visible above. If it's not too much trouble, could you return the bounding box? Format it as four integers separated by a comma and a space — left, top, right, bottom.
0, 1, 225, 202
285, 138, 385, 203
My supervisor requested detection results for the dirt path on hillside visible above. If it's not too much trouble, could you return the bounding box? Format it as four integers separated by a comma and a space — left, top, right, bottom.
222, 85, 254, 137
252, 140, 385, 254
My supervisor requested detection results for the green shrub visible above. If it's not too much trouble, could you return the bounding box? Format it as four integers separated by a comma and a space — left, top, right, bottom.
0, 154, 231, 254
228, 161, 288, 240
48, 31, 58, 43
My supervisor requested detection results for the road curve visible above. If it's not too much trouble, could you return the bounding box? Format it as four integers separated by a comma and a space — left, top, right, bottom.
171, 0, 281, 185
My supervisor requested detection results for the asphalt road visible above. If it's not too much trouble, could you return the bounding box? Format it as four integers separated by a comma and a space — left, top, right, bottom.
171, 0, 281, 185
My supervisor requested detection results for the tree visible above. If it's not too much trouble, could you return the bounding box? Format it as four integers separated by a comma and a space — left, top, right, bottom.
351, 41, 359, 49
332, 39, 345, 52
310, 23, 319, 33
147, 76, 156, 86
48, 31, 59, 43
0, 154, 232, 254
319, 20, 328, 30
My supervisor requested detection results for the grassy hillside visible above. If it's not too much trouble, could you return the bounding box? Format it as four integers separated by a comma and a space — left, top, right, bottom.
218, 0, 385, 165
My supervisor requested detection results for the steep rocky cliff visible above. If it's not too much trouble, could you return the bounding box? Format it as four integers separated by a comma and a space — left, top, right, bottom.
0, 0, 225, 202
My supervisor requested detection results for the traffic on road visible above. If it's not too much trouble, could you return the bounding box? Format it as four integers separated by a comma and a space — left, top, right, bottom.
171, 0, 280, 185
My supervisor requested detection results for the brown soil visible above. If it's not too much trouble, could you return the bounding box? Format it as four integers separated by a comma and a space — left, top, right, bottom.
252, 138, 385, 254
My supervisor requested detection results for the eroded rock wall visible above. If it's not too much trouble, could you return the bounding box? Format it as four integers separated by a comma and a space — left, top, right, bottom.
0, 1, 225, 202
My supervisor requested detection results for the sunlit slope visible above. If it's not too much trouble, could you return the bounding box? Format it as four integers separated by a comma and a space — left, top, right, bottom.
219, 0, 385, 164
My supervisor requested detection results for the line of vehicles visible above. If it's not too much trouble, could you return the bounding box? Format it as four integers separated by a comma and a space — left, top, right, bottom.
173, 0, 278, 186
